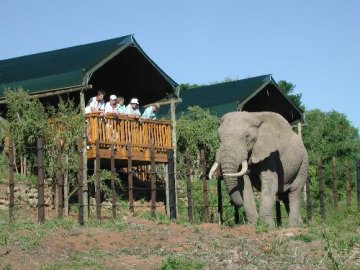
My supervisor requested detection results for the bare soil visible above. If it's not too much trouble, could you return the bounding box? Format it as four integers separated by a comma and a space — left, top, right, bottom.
1, 206, 359, 269
0, 209, 317, 270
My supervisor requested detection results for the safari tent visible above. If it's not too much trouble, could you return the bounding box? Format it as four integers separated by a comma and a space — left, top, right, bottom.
0, 34, 178, 110
163, 74, 303, 125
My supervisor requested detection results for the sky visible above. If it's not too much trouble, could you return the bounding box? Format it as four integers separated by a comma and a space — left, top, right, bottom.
1, 0, 359, 130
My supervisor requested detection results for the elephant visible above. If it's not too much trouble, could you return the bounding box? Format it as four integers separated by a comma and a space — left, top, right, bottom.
209, 111, 308, 227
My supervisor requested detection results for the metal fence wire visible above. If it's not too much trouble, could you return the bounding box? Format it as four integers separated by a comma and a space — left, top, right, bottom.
1, 140, 360, 226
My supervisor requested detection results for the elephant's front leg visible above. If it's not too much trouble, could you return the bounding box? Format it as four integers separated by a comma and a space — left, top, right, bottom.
259, 170, 278, 228
242, 175, 258, 225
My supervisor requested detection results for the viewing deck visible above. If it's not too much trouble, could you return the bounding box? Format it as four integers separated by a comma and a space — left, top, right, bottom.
86, 113, 172, 164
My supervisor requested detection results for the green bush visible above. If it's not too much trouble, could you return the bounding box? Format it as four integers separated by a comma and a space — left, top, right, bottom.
160, 255, 204, 270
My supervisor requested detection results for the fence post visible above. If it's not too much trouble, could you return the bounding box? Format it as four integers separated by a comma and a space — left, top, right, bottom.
306, 176, 312, 222
8, 137, 15, 222
217, 166, 223, 225
357, 159, 360, 208
167, 150, 176, 219
200, 149, 209, 223
346, 160, 351, 208
127, 142, 134, 213
276, 200, 282, 227
185, 148, 193, 223
37, 137, 45, 223
150, 142, 157, 219
56, 139, 64, 218
332, 157, 338, 210
77, 137, 84, 225
111, 144, 116, 219
317, 158, 325, 219
234, 206, 240, 224
95, 139, 101, 221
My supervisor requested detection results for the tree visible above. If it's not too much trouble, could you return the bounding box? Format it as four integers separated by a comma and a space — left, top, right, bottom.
176, 106, 219, 179
303, 109, 360, 199
4, 88, 48, 174
277, 80, 305, 112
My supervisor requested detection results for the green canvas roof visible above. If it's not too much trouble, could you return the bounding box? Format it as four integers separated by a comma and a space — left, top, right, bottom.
0, 35, 177, 106
159, 75, 303, 124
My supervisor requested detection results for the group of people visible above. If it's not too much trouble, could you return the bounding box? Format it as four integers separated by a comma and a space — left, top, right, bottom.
84, 90, 160, 120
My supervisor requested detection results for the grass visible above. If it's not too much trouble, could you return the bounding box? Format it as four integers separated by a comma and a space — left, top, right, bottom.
160, 255, 204, 270
41, 260, 113, 270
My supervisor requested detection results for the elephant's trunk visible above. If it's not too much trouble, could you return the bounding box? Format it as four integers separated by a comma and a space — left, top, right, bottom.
222, 160, 244, 207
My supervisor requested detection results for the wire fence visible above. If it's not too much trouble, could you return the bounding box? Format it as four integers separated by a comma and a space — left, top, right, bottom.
1, 138, 360, 227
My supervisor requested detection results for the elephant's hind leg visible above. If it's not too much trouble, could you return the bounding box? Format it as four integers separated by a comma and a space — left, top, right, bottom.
288, 190, 303, 227
288, 157, 308, 227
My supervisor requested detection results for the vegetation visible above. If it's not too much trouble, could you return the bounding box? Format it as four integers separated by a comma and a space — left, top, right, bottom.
303, 109, 360, 202
176, 106, 219, 179
277, 80, 305, 112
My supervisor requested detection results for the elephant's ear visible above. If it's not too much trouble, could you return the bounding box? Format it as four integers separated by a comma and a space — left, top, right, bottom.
251, 121, 278, 164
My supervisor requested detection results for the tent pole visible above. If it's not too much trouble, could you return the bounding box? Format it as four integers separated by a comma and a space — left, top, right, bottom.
170, 98, 178, 215
80, 89, 89, 221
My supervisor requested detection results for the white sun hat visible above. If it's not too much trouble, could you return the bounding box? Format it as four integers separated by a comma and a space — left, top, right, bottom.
130, 98, 139, 104
110, 95, 117, 100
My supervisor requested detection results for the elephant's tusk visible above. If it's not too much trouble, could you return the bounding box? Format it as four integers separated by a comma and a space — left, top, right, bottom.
208, 162, 219, 179
223, 160, 248, 177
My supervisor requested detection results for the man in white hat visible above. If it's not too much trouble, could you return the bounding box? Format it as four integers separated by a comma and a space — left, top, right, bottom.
125, 98, 141, 118
105, 94, 119, 115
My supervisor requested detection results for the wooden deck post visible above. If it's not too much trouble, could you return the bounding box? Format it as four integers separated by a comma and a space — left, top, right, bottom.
8, 137, 15, 222
127, 142, 134, 213
150, 143, 156, 219
37, 138, 45, 223
111, 144, 116, 219
95, 139, 101, 221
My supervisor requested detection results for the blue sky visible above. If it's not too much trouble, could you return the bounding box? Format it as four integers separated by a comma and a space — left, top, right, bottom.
1, 1, 359, 130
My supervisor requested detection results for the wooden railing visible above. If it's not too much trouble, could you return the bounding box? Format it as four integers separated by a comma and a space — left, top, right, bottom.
86, 113, 172, 163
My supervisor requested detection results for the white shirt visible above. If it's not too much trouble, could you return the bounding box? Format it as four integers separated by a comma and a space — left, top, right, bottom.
85, 97, 105, 114
124, 104, 141, 116
105, 102, 118, 114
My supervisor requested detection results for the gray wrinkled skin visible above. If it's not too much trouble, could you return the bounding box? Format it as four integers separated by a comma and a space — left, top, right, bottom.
215, 111, 308, 227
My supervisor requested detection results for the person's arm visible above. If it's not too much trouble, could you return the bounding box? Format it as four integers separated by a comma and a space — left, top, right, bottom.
141, 107, 150, 119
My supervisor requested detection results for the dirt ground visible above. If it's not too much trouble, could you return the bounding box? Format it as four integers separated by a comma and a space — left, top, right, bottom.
0, 206, 331, 270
